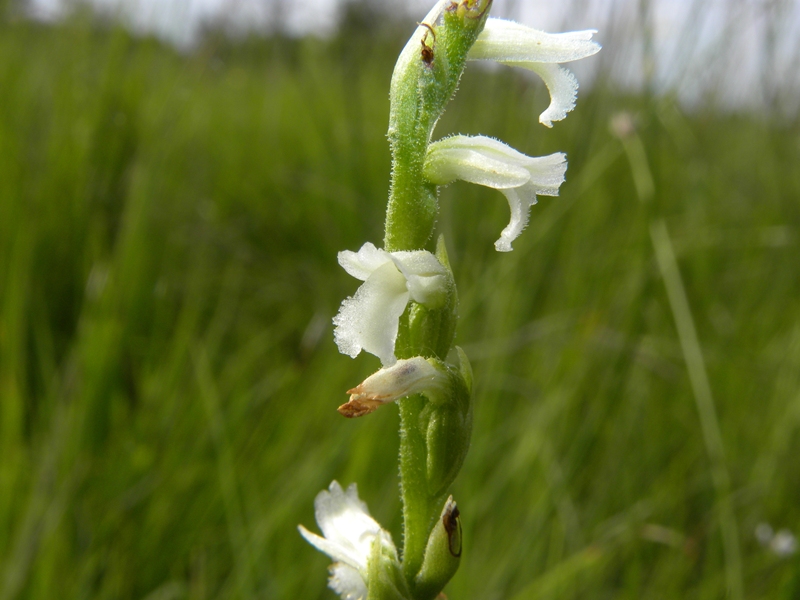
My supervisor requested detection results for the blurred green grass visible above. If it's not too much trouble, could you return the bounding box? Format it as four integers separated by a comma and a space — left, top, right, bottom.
1, 5, 800, 600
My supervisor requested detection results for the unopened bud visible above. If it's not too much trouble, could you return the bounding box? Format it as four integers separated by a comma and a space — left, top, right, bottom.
414, 497, 462, 599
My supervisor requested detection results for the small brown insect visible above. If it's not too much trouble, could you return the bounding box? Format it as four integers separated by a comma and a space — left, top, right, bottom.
419, 22, 436, 65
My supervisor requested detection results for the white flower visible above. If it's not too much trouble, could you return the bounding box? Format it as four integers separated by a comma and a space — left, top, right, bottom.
424, 135, 566, 252
333, 243, 448, 366
339, 357, 449, 418
299, 481, 399, 600
469, 18, 601, 127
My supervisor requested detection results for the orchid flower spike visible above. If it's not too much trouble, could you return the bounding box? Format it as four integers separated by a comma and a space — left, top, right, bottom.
469, 18, 601, 127
333, 243, 449, 366
424, 135, 566, 252
298, 481, 402, 600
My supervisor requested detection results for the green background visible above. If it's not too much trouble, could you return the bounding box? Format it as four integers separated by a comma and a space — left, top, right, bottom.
1, 2, 799, 598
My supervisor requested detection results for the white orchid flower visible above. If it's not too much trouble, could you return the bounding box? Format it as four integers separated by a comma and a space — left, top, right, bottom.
333, 243, 448, 366
469, 18, 601, 127
339, 357, 449, 418
299, 481, 400, 600
424, 135, 566, 252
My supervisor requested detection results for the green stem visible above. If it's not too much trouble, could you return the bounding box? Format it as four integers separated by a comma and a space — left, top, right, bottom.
398, 395, 435, 587
383, 2, 492, 594
384, 1, 491, 252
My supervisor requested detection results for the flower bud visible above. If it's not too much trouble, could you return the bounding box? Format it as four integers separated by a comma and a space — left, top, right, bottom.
414, 496, 462, 600
421, 347, 473, 496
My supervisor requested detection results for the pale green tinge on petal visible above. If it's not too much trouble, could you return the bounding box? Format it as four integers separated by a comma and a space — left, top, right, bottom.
424, 136, 567, 251
333, 261, 410, 365
469, 19, 600, 64
425, 147, 530, 189
468, 18, 600, 126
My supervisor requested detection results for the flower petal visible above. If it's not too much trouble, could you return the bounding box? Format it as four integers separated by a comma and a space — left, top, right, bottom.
525, 152, 567, 195
299, 526, 366, 572
424, 136, 567, 252
333, 261, 410, 365
338, 242, 393, 282
300, 481, 384, 571
495, 186, 535, 252
509, 61, 578, 127
469, 19, 601, 64
328, 562, 368, 600
389, 251, 449, 308
425, 144, 530, 189
493, 153, 565, 251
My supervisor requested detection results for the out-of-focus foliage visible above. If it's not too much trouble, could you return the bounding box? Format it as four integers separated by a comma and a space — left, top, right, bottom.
1, 3, 799, 599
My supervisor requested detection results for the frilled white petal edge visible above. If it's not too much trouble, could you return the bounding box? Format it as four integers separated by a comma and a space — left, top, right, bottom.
298, 481, 384, 572
468, 19, 600, 127
469, 18, 600, 64
328, 563, 368, 600
511, 62, 578, 127
425, 136, 567, 251
334, 244, 448, 365
333, 261, 409, 365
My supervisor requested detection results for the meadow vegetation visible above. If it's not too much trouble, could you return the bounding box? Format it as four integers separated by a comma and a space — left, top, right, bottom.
1, 3, 799, 599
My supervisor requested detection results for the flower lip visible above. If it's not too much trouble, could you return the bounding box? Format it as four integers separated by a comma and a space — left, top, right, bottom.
468, 18, 601, 127
424, 135, 566, 251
